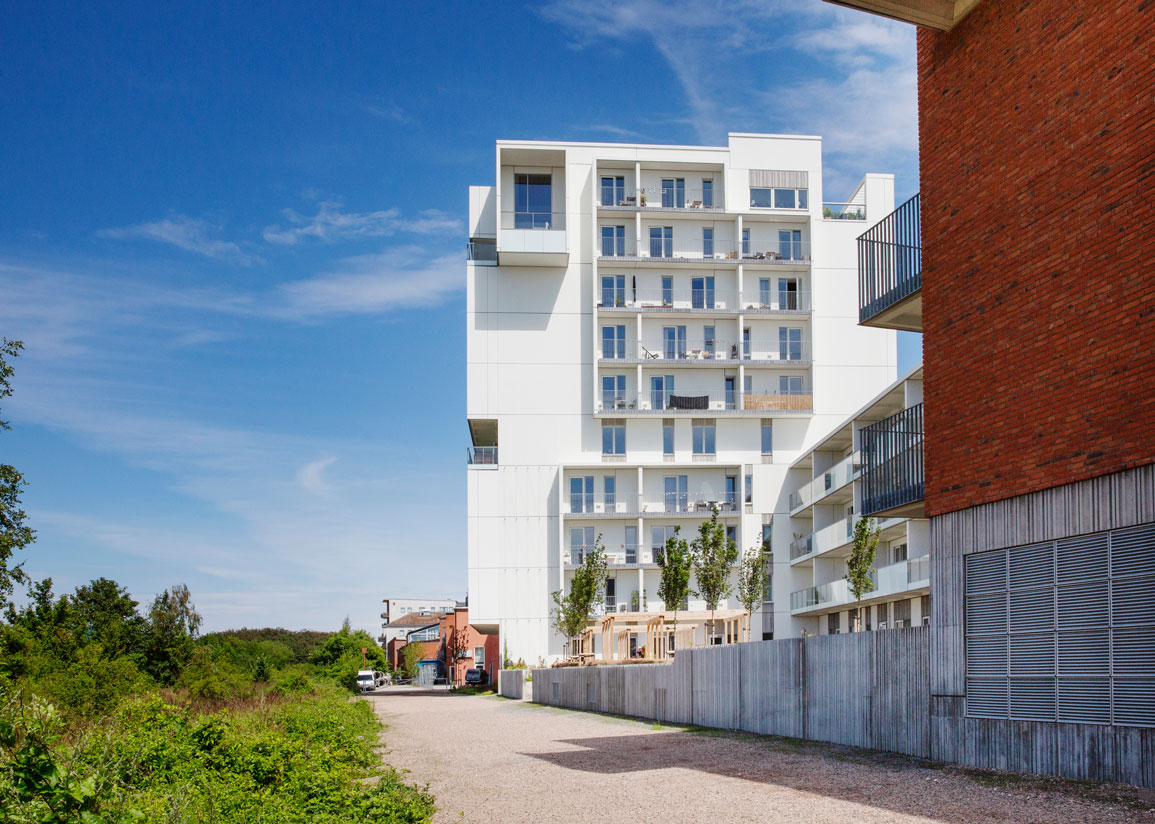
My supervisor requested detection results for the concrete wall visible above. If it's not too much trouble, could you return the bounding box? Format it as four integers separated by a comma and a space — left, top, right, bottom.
498, 669, 526, 699
531, 624, 1154, 786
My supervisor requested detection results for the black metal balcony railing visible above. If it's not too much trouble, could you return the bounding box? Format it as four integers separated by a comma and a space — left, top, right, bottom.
858, 193, 921, 325
860, 402, 924, 516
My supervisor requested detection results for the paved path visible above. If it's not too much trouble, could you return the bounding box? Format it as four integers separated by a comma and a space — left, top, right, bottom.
367, 686, 1154, 824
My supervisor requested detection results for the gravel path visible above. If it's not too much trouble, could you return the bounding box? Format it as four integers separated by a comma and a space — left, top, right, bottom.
367, 686, 1155, 824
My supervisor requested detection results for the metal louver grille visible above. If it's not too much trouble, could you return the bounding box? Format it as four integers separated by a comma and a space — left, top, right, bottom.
964, 521, 1155, 727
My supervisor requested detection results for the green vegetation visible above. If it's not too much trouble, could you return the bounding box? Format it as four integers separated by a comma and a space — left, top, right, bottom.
691, 510, 739, 639
657, 526, 692, 629
737, 539, 771, 616
847, 517, 881, 630
550, 534, 608, 655
0, 341, 433, 822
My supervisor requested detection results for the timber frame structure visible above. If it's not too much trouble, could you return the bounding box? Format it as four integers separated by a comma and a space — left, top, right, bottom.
563, 609, 750, 663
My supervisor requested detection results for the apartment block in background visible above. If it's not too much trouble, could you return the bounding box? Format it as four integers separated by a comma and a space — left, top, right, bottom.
467, 133, 900, 664
786, 366, 927, 635
834, 0, 1154, 784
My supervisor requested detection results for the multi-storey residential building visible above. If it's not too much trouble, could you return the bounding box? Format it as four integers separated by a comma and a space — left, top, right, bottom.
377, 597, 458, 646
785, 366, 928, 635
467, 133, 901, 664
831, 0, 1154, 782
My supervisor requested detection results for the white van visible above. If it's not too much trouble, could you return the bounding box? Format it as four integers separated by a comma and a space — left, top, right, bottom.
356, 670, 379, 693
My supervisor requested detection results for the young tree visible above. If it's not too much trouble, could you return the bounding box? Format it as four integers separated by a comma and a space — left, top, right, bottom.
0, 339, 34, 612
691, 509, 739, 643
846, 516, 881, 631
142, 583, 202, 685
737, 539, 771, 633
443, 617, 472, 687
401, 641, 423, 679
657, 527, 692, 643
551, 535, 607, 659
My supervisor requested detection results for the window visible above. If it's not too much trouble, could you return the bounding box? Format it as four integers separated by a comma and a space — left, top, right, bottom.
725, 377, 736, 410
893, 599, 911, 628
661, 178, 685, 208
692, 420, 716, 455
651, 525, 677, 562
726, 525, 737, 545
601, 225, 626, 257
921, 595, 931, 625
601, 274, 625, 307
601, 325, 626, 359
780, 375, 803, 395
703, 326, 715, 357
892, 542, 908, 563
750, 188, 773, 208
702, 228, 714, 259
877, 601, 890, 630
650, 375, 674, 410
662, 325, 687, 360
742, 228, 750, 256
624, 525, 637, 563
774, 188, 796, 209
570, 526, 594, 564
779, 327, 803, 361
778, 229, 803, 261
661, 276, 673, 306
743, 327, 751, 360
779, 278, 799, 310
692, 277, 715, 309
569, 476, 593, 513
745, 474, 753, 504
514, 173, 552, 228
724, 476, 737, 510
663, 419, 675, 456
605, 578, 616, 610
663, 476, 688, 513
759, 278, 770, 308
828, 614, 840, 635
601, 375, 626, 411
701, 179, 713, 208
600, 175, 625, 207
649, 226, 673, 258
761, 419, 773, 455
602, 420, 625, 455
603, 476, 616, 507
474, 646, 485, 667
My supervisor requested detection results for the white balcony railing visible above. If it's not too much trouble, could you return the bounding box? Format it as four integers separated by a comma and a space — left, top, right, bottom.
596, 288, 812, 313
594, 388, 812, 414
599, 186, 724, 211
599, 339, 813, 364
789, 451, 861, 512
790, 557, 930, 613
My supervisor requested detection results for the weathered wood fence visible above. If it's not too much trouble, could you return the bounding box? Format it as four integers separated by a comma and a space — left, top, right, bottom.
531, 627, 931, 757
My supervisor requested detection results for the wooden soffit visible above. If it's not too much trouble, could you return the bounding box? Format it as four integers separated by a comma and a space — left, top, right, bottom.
823, 0, 982, 31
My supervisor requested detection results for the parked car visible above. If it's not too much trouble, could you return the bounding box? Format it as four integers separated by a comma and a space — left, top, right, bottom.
464, 668, 489, 686
356, 670, 389, 693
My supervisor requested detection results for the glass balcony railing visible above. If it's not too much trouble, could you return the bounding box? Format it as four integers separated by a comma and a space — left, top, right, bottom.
467, 446, 498, 465
599, 186, 724, 211
596, 288, 812, 313
501, 211, 566, 230
594, 388, 812, 415
739, 239, 811, 264
466, 241, 497, 263
907, 554, 930, 585
822, 202, 866, 221
789, 534, 814, 560
598, 339, 813, 365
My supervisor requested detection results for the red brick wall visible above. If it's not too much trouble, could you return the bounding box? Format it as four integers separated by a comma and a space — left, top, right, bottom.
917, 0, 1155, 516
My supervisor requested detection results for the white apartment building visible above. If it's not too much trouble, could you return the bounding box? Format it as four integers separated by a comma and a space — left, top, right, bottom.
785, 366, 929, 636
467, 133, 899, 664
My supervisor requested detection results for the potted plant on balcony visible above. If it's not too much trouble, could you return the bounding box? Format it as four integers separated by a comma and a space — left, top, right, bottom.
640, 193, 648, 206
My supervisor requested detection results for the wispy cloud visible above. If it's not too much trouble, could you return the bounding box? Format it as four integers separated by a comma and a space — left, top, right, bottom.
262, 202, 461, 246
99, 215, 261, 266
297, 457, 338, 496
540, 0, 917, 197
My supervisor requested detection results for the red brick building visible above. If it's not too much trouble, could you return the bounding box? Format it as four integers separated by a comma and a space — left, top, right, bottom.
440, 606, 500, 687
838, 0, 1154, 786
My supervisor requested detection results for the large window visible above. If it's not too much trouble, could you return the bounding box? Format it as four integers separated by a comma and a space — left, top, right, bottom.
780, 376, 803, 395
661, 276, 673, 306
692, 419, 716, 456
514, 173, 552, 228
692, 276, 715, 309
601, 375, 626, 411
778, 230, 803, 261
663, 476, 688, 513
603, 476, 616, 508
649, 226, 673, 258
601, 225, 626, 257
761, 419, 773, 455
662, 419, 675, 456
474, 646, 485, 667
601, 274, 625, 307
661, 178, 685, 208
570, 526, 594, 564
652, 525, 678, 563
751, 187, 808, 209
702, 228, 714, 259
602, 420, 625, 455
569, 476, 593, 513
600, 176, 625, 206
701, 179, 713, 208
624, 525, 638, 563
779, 327, 803, 361
650, 375, 674, 410
964, 522, 1155, 727
601, 325, 626, 359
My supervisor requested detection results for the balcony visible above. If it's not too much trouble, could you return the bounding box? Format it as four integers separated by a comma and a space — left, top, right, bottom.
563, 491, 742, 519
597, 238, 810, 267
466, 240, 497, 265
565, 545, 658, 568
597, 288, 812, 316
499, 211, 568, 266
467, 446, 498, 466
598, 186, 725, 213
858, 193, 921, 331
789, 556, 931, 614
594, 388, 813, 416
790, 516, 907, 565
789, 451, 861, 514
822, 202, 866, 221
860, 403, 924, 518
598, 338, 813, 367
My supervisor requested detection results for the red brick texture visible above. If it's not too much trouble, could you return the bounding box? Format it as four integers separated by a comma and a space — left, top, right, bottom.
917, 0, 1155, 516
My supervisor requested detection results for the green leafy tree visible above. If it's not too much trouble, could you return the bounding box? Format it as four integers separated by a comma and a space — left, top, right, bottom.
657, 527, 692, 642
401, 641, 424, 679
0, 339, 34, 613
691, 510, 739, 642
141, 583, 202, 685
69, 577, 145, 658
550, 535, 608, 658
846, 516, 881, 631
737, 539, 771, 621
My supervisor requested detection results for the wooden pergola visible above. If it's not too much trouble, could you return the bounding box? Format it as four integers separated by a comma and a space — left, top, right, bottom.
583, 609, 750, 663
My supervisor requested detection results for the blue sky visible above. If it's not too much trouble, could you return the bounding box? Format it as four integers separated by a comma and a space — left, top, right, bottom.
0, 1, 920, 634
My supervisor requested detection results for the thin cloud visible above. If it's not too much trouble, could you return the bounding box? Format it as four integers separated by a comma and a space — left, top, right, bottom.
262, 202, 461, 246
99, 215, 261, 266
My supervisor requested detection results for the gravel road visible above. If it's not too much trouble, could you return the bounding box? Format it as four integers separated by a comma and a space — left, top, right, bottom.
367, 686, 1155, 824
